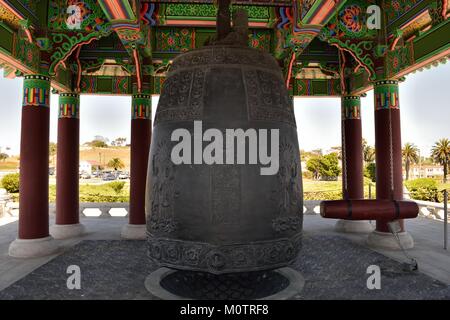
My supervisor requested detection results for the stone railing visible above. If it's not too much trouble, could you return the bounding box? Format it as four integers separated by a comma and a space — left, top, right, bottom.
4, 202, 130, 218
303, 200, 322, 215
414, 200, 449, 221
3, 202, 19, 217
0, 190, 11, 219
5, 200, 323, 217
51, 203, 130, 217
2, 199, 448, 222
80, 202, 129, 217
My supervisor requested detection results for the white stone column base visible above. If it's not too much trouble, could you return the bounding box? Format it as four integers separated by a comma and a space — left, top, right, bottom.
8, 236, 59, 258
367, 230, 414, 250
121, 224, 146, 240
50, 223, 85, 239
335, 220, 374, 233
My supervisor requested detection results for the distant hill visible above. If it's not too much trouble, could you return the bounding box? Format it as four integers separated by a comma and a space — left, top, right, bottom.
0, 146, 131, 172
0, 157, 19, 171
80, 146, 131, 170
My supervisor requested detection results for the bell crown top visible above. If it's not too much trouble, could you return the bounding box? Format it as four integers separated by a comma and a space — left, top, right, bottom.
205, 0, 249, 47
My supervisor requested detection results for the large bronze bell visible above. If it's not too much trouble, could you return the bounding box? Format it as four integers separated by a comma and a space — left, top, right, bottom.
146, 7, 303, 274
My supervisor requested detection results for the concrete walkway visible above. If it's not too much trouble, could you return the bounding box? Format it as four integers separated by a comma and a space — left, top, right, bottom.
304, 216, 450, 285
0, 215, 449, 294
0, 216, 125, 292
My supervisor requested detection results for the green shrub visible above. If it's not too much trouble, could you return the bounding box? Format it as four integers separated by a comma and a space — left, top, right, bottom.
319, 153, 341, 179
79, 193, 128, 203
306, 157, 321, 180
306, 153, 340, 180
78, 182, 129, 202
1, 173, 20, 193
364, 162, 376, 182
405, 178, 438, 202
106, 181, 126, 194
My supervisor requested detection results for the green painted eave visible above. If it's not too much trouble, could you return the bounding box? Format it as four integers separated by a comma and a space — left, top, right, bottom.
5, 0, 49, 28
386, 0, 432, 34
413, 19, 450, 62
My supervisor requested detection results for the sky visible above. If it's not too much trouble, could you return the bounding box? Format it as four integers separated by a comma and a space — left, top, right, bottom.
0, 62, 449, 156
295, 63, 450, 155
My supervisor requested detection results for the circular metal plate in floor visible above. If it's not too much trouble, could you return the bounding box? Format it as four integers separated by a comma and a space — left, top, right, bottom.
144, 267, 305, 300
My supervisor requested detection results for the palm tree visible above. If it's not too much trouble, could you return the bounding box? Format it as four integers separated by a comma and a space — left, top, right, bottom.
107, 158, 125, 171
402, 143, 419, 180
431, 138, 450, 183
49, 142, 57, 166
362, 139, 375, 163
0, 153, 8, 162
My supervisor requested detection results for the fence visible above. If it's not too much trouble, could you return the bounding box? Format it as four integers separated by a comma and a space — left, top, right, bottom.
3, 202, 130, 218
0, 190, 11, 219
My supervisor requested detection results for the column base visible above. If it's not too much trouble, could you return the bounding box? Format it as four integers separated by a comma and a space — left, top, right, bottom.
121, 224, 146, 240
335, 220, 374, 233
8, 236, 59, 258
50, 223, 85, 239
367, 230, 414, 250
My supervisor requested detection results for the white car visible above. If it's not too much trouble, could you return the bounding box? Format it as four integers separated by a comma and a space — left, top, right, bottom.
118, 172, 129, 180
80, 173, 91, 179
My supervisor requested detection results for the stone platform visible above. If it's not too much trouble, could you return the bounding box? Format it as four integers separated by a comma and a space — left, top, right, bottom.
0, 235, 449, 300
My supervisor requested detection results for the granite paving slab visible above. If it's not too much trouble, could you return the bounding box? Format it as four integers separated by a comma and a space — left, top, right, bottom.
0, 235, 449, 300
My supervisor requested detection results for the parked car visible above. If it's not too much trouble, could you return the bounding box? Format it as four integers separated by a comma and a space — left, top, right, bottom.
118, 172, 129, 179
92, 171, 102, 178
102, 173, 116, 181
80, 173, 91, 179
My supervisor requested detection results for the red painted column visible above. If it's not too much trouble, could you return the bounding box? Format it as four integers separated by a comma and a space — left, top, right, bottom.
9, 75, 59, 258
122, 94, 151, 238
336, 96, 373, 233
56, 93, 80, 224
50, 93, 84, 239
374, 80, 404, 232
369, 79, 413, 249
341, 96, 364, 200
18, 75, 51, 239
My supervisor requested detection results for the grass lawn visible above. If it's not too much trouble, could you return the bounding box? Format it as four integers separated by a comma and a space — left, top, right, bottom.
9, 181, 130, 203
303, 179, 341, 193
302, 178, 375, 200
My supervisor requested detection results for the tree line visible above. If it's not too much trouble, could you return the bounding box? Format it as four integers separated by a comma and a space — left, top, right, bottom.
303, 138, 450, 183
403, 138, 449, 183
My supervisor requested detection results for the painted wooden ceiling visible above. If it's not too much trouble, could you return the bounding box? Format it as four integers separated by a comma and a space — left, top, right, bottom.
0, 0, 448, 96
